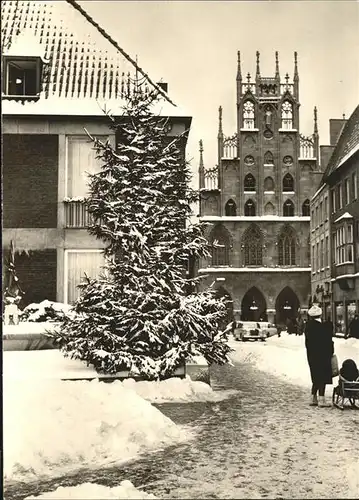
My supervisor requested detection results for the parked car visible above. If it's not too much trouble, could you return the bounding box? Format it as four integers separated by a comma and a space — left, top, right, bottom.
258, 322, 277, 338
233, 321, 267, 342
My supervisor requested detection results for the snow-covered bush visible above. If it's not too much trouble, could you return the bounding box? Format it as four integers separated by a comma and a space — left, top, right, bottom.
20, 300, 73, 323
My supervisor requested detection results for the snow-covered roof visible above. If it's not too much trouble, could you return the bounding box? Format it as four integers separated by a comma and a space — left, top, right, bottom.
4, 28, 48, 62
324, 105, 359, 179
198, 267, 311, 273
2, 96, 191, 118
334, 212, 353, 223
331, 272, 359, 281
311, 182, 328, 201
1, 0, 188, 117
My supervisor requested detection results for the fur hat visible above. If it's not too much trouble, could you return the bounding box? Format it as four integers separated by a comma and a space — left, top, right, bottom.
308, 304, 322, 317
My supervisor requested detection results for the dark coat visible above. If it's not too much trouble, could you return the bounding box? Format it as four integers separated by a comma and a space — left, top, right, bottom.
348, 318, 359, 339
322, 320, 334, 337
305, 318, 334, 385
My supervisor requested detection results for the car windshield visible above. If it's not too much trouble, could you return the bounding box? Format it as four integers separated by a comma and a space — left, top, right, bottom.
238, 322, 259, 329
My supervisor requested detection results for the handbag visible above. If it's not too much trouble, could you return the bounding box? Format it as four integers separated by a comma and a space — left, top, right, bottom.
331, 354, 339, 377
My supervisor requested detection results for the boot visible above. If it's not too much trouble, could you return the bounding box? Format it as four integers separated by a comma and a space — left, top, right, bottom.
318, 396, 331, 407
309, 394, 318, 406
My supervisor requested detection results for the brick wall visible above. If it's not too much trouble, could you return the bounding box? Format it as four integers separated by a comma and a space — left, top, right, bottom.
15, 249, 57, 308
3, 134, 58, 228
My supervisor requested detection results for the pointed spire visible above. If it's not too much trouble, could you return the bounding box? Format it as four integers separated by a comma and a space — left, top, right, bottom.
293, 52, 299, 100
236, 50, 242, 81
314, 106, 318, 134
218, 105, 223, 137
236, 50, 242, 103
294, 51, 299, 80
256, 51, 260, 78
199, 140, 204, 170
275, 51, 280, 79
199, 140, 205, 190
218, 106, 224, 163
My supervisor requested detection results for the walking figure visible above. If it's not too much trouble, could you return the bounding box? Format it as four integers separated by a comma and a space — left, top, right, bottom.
305, 305, 334, 407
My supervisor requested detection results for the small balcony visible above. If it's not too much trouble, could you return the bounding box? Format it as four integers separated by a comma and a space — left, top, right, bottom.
299, 134, 316, 159
64, 200, 93, 228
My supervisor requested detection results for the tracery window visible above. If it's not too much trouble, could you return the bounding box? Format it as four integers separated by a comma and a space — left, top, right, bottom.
244, 155, 255, 166
283, 199, 294, 217
244, 174, 256, 191
283, 173, 294, 192
243, 225, 263, 266
210, 225, 230, 266
278, 227, 296, 265
264, 202, 275, 215
302, 199, 310, 216
281, 100, 293, 129
264, 151, 274, 164
225, 199, 237, 216
264, 176, 274, 191
244, 199, 256, 216
243, 101, 255, 129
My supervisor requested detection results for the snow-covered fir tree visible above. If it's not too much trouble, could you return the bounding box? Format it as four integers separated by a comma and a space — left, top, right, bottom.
54, 80, 233, 380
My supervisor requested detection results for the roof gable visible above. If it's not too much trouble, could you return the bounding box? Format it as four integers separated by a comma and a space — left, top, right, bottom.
2, 0, 174, 112
325, 105, 359, 179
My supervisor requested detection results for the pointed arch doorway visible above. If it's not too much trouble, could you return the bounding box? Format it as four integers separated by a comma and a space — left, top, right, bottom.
241, 287, 267, 321
275, 286, 300, 326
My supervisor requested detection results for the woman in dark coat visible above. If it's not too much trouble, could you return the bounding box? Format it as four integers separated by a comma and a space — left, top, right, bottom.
305, 304, 334, 407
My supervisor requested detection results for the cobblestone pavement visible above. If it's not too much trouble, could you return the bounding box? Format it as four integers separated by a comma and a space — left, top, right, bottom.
5, 360, 359, 499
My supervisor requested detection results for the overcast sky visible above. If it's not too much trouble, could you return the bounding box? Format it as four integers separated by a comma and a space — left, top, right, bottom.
82, 1, 359, 185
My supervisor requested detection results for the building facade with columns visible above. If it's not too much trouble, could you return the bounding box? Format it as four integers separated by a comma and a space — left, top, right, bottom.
198, 51, 323, 326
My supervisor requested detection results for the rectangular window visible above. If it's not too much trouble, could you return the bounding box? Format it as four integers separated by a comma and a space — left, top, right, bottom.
347, 224, 354, 262
332, 233, 336, 264
312, 244, 315, 271
325, 236, 329, 267
316, 242, 320, 271
335, 225, 354, 264
66, 135, 108, 198
320, 239, 324, 268
311, 210, 315, 230
324, 196, 328, 219
331, 189, 336, 213
353, 172, 358, 200
315, 207, 319, 227
337, 184, 343, 209
319, 202, 323, 224
4, 57, 40, 96
64, 249, 105, 304
345, 178, 350, 205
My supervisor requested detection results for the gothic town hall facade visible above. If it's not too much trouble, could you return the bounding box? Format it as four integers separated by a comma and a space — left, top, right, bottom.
198, 52, 322, 326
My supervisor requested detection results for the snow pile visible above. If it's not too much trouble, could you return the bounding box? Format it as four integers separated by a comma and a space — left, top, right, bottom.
346, 462, 359, 493
25, 480, 156, 499
230, 335, 359, 388
123, 375, 237, 403
3, 321, 57, 335
21, 300, 74, 322
4, 378, 190, 482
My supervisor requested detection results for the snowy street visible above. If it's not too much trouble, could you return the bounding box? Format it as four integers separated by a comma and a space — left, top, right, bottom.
4, 335, 359, 500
